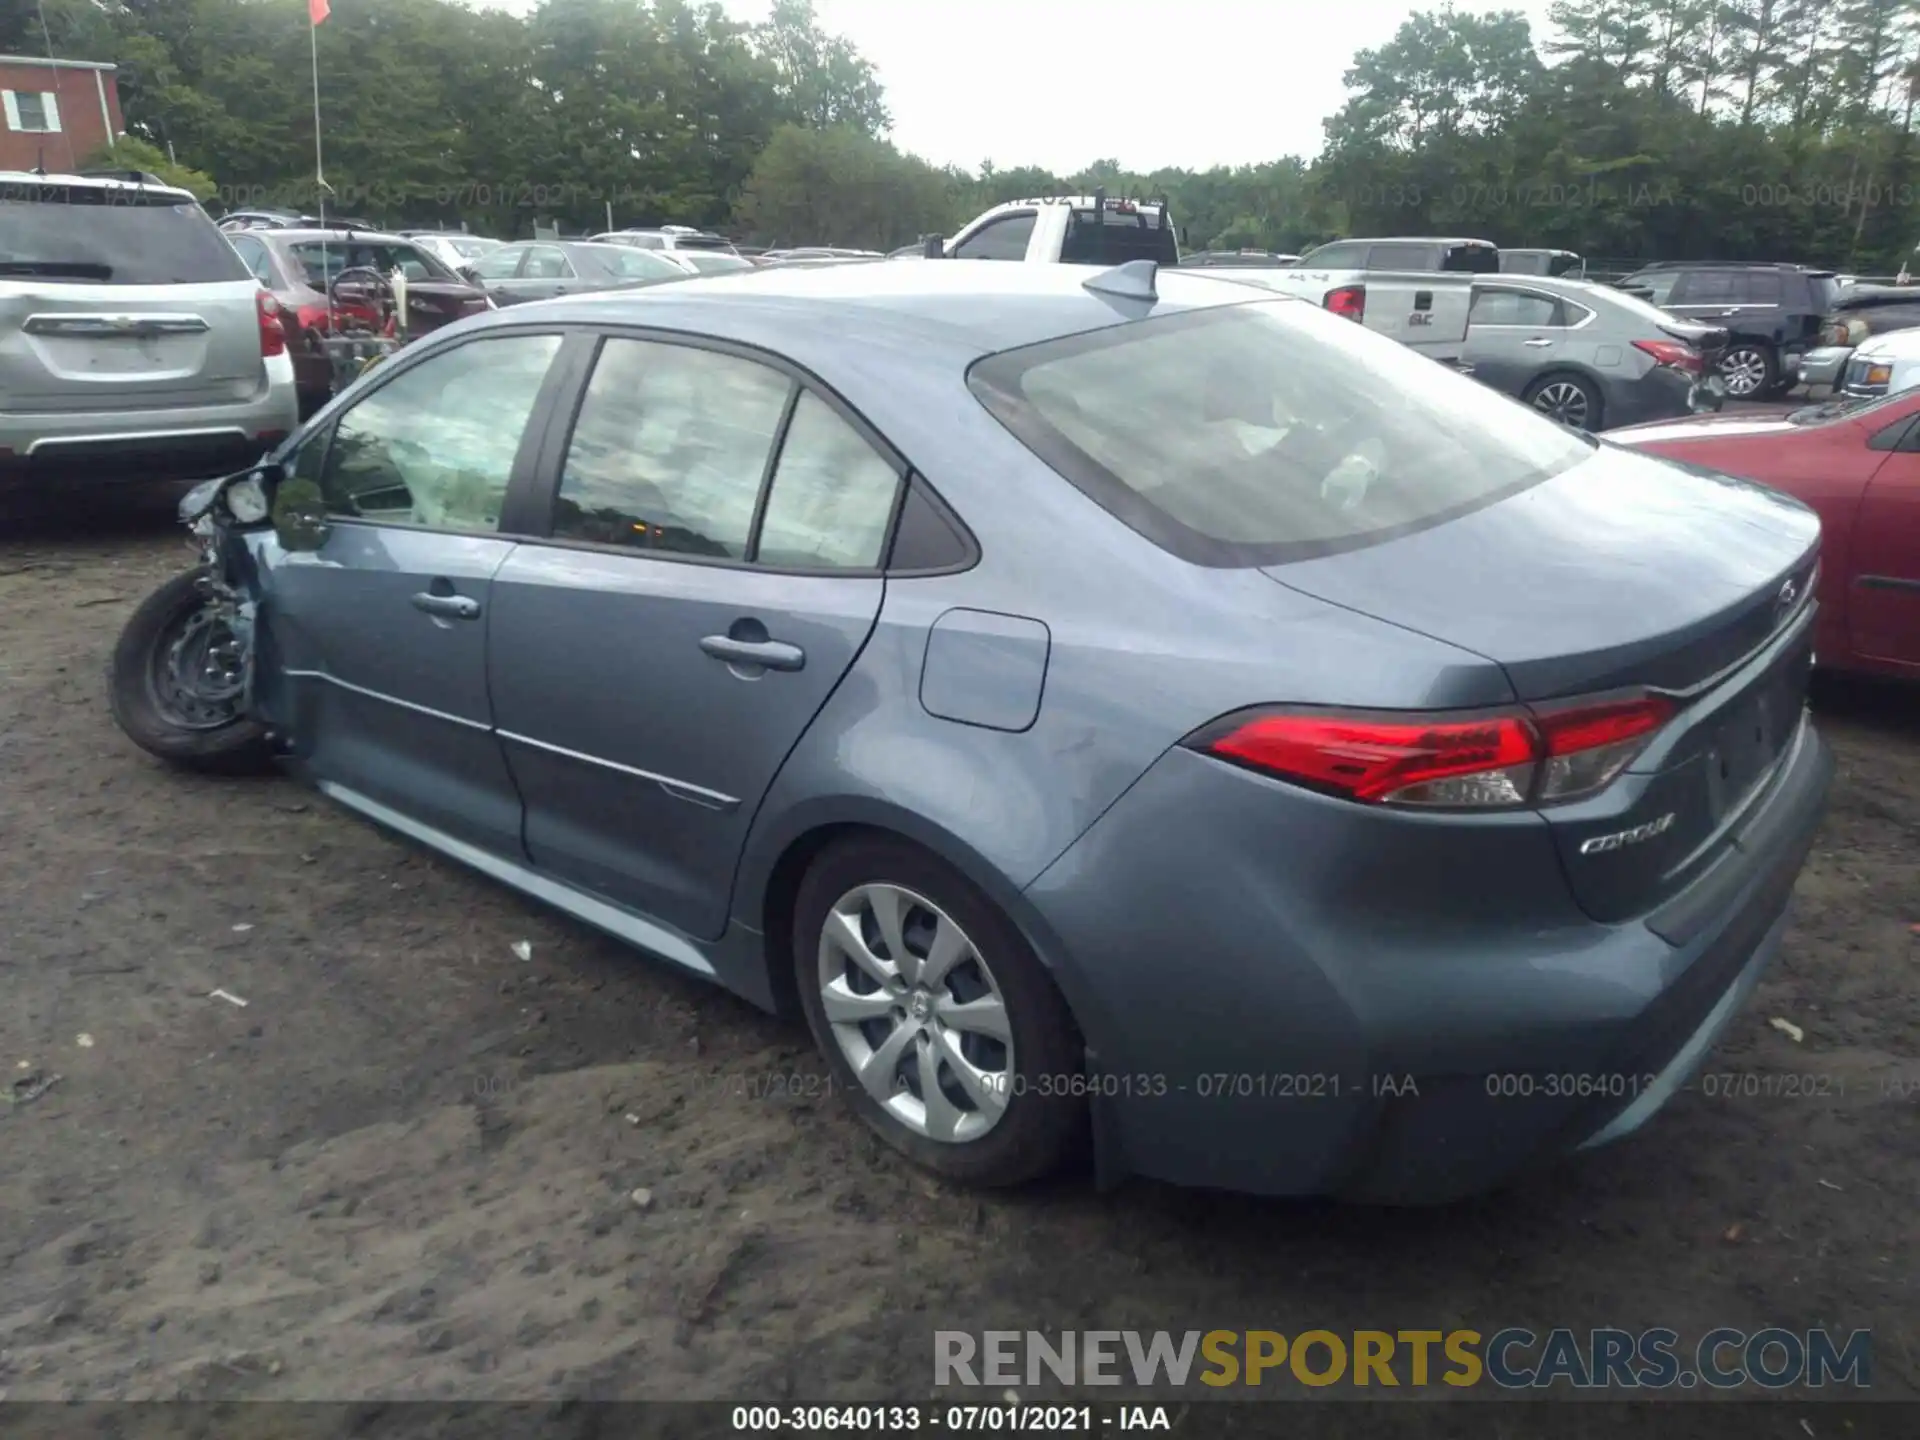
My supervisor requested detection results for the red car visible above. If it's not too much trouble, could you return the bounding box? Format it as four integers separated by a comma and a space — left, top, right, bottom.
1610, 395, 1920, 679
223, 227, 490, 415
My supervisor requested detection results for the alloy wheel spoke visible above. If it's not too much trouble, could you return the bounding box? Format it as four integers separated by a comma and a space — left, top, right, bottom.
932, 1028, 1007, 1119
866, 886, 915, 983
917, 1040, 966, 1140
821, 976, 897, 1026
936, 993, 1010, 1043
825, 906, 896, 988
856, 1020, 917, 1104
918, 913, 972, 989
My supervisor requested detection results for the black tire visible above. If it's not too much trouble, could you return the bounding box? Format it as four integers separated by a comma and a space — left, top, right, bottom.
793, 836, 1086, 1188
108, 567, 275, 775
1522, 372, 1604, 431
1718, 342, 1777, 400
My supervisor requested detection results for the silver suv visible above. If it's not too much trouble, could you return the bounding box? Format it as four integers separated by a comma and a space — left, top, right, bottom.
1, 172, 299, 507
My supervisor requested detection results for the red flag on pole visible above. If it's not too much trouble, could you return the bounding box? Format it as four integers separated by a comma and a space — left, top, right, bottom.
309, 0, 329, 24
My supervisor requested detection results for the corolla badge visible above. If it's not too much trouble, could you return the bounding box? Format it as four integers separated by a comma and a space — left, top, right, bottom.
1579, 813, 1676, 855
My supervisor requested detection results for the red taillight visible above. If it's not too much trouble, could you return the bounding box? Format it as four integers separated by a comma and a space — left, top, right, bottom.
1632, 338, 1701, 373
256, 289, 287, 357
1190, 694, 1676, 809
1324, 284, 1366, 323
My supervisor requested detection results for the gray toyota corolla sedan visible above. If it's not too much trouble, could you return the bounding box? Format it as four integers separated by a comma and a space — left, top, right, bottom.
121, 259, 1831, 1203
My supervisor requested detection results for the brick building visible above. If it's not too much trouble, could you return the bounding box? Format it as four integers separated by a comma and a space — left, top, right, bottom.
0, 54, 124, 174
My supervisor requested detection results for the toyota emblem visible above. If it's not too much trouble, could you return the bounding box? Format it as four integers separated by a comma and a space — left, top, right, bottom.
1776, 578, 1798, 618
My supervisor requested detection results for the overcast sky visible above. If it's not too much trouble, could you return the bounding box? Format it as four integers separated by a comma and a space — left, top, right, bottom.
470, 0, 1567, 173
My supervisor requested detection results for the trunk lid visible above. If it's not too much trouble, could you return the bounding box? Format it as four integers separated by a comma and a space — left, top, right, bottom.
1659, 317, 1729, 368
1260, 443, 1819, 701
0, 182, 262, 415
1262, 444, 1821, 923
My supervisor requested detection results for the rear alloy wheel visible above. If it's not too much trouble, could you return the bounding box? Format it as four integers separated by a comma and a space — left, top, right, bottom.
1718, 343, 1776, 398
1525, 374, 1602, 431
794, 838, 1085, 1187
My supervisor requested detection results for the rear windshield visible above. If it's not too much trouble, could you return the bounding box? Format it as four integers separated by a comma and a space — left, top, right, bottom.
672, 234, 735, 252
968, 300, 1593, 566
677, 251, 752, 273
1443, 244, 1502, 274
0, 184, 248, 285
285, 241, 454, 284
1061, 211, 1180, 266
579, 246, 683, 280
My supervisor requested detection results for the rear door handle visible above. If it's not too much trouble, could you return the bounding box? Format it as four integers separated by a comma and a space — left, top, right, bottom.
411, 592, 481, 620
1524, 337, 1555, 347
700, 635, 805, 671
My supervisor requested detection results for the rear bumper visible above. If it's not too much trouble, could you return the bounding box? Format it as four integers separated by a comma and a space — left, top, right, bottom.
1601, 366, 1699, 429
1797, 345, 1853, 389
0, 354, 299, 490
1022, 715, 1832, 1203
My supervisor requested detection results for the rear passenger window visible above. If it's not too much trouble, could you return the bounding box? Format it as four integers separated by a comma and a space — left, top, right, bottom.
1741, 270, 1784, 303
229, 234, 275, 285
1442, 244, 1500, 274
755, 392, 901, 569
1470, 290, 1560, 327
1675, 271, 1738, 305
553, 338, 791, 557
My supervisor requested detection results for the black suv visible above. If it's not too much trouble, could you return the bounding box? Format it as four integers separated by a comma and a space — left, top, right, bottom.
1617, 261, 1839, 398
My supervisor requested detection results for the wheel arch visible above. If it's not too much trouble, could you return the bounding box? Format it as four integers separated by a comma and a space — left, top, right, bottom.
737, 796, 1084, 1022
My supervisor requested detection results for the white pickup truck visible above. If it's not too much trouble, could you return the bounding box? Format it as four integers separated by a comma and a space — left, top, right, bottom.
919, 197, 1486, 364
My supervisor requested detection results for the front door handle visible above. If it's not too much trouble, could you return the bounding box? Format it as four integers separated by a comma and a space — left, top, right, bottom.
700, 635, 805, 671
411, 592, 480, 620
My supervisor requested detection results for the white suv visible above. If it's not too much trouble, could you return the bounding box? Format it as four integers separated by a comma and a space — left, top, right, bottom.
591, 224, 739, 256
588, 225, 758, 274
1, 172, 300, 510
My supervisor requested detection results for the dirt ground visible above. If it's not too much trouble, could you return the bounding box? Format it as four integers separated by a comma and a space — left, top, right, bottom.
0, 505, 1915, 1427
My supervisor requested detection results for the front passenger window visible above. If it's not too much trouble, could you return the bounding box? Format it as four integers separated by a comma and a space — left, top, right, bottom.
318, 334, 561, 531
953, 213, 1036, 261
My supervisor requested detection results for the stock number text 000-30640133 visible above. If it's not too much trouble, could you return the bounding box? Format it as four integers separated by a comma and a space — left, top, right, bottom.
730, 1405, 1168, 1431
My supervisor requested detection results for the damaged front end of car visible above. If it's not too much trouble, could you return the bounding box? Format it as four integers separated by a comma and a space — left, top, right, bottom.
107, 461, 319, 773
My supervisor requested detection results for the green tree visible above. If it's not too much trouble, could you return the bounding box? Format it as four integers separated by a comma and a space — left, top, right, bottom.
754, 0, 889, 136
81, 133, 216, 197
735, 123, 955, 249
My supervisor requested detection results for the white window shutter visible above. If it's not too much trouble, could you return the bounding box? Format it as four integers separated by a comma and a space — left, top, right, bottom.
1, 92, 21, 132
42, 90, 60, 133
